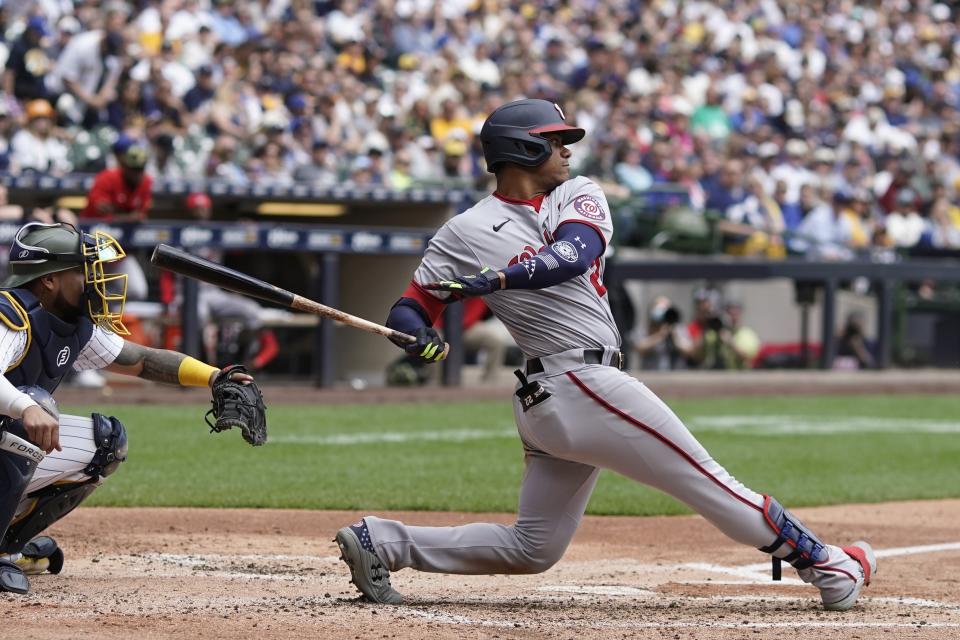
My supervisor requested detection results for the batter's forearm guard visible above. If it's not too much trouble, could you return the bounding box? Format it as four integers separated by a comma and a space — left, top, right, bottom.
386, 299, 430, 348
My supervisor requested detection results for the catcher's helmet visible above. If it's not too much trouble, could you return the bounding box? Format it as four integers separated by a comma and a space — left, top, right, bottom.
480, 99, 585, 173
2, 222, 130, 335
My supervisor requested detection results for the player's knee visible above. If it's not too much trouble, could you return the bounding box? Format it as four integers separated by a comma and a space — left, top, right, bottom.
523, 549, 563, 574
85, 413, 128, 478
513, 528, 568, 573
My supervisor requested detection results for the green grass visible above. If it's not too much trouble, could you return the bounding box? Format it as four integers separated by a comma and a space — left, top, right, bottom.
73, 394, 960, 515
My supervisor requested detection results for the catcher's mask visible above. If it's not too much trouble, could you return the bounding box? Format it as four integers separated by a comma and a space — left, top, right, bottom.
3, 222, 130, 335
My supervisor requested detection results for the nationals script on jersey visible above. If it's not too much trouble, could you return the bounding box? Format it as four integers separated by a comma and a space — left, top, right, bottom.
414, 176, 620, 358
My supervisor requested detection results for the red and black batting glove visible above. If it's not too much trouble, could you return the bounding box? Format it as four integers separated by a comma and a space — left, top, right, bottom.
423, 267, 505, 298
405, 327, 448, 363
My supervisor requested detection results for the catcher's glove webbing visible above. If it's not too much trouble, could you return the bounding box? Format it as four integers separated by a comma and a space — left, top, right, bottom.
205, 365, 267, 446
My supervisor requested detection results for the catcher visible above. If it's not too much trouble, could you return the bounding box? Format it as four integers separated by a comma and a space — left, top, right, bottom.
0, 222, 267, 594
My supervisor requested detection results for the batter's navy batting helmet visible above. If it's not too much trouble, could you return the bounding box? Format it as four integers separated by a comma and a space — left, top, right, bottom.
480, 99, 585, 173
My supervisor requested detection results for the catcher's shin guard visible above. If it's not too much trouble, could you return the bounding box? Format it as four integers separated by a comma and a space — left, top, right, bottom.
3, 480, 98, 554
0, 421, 43, 592
3, 414, 126, 555
0, 420, 43, 553
758, 495, 828, 570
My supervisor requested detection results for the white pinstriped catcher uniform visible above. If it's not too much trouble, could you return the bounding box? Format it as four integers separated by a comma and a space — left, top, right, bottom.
0, 325, 123, 503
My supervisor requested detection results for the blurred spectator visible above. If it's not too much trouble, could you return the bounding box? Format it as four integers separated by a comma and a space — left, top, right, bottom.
794, 185, 852, 260
387, 150, 414, 190
147, 133, 187, 181
885, 189, 927, 248
691, 86, 731, 141
686, 287, 720, 345
208, 0, 249, 47
183, 64, 215, 115
82, 139, 152, 222
49, 20, 125, 127
725, 173, 786, 256
130, 40, 195, 100
3, 15, 53, 101
770, 140, 815, 206
930, 196, 960, 249
206, 134, 246, 184
293, 139, 338, 187
430, 98, 473, 147
834, 311, 875, 370
833, 189, 868, 252
693, 300, 761, 370
703, 159, 747, 214
11, 99, 69, 175
631, 296, 695, 370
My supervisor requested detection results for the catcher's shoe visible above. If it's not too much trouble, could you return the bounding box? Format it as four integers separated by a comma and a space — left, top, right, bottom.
334, 523, 403, 604
16, 536, 64, 575
0, 559, 29, 594
801, 541, 876, 611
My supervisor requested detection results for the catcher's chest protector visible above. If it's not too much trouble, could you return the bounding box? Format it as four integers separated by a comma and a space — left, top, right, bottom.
1, 289, 93, 393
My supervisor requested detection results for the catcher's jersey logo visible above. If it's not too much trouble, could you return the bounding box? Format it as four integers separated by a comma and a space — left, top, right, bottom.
572, 195, 605, 220
56, 346, 70, 367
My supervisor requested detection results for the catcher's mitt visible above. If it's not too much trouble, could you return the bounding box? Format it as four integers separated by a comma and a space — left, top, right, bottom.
205, 365, 267, 446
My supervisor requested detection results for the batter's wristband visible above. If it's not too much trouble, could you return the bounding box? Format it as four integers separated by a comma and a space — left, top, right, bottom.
178, 357, 219, 387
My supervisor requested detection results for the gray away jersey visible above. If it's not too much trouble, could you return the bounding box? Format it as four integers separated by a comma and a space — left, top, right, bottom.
414, 176, 620, 358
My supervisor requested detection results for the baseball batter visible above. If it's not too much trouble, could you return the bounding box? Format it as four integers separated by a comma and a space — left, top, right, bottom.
0, 222, 265, 595
335, 99, 876, 611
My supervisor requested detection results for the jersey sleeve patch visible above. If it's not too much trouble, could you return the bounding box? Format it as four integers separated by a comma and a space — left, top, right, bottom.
572, 194, 606, 221
552, 240, 580, 262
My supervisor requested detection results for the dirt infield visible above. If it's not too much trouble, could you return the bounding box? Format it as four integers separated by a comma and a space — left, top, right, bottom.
4, 500, 958, 640
11, 370, 956, 638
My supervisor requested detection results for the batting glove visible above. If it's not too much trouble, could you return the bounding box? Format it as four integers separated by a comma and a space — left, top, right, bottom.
423, 267, 504, 297
405, 327, 448, 363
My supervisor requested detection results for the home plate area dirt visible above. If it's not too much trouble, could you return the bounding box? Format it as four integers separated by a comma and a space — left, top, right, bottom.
4, 500, 959, 640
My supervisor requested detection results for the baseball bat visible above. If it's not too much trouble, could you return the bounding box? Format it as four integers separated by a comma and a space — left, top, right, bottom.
150, 244, 429, 348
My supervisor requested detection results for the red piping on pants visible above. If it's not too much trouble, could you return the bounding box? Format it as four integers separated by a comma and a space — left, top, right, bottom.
566, 371, 763, 513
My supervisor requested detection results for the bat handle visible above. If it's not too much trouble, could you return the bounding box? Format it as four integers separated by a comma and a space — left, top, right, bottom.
390, 330, 417, 345
390, 330, 450, 361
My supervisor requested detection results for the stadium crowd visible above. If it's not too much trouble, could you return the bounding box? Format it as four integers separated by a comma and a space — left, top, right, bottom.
2, 0, 960, 258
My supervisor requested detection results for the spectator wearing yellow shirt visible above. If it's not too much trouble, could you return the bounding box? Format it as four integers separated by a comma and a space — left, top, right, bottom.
336, 40, 367, 77
430, 98, 473, 145
838, 188, 874, 250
